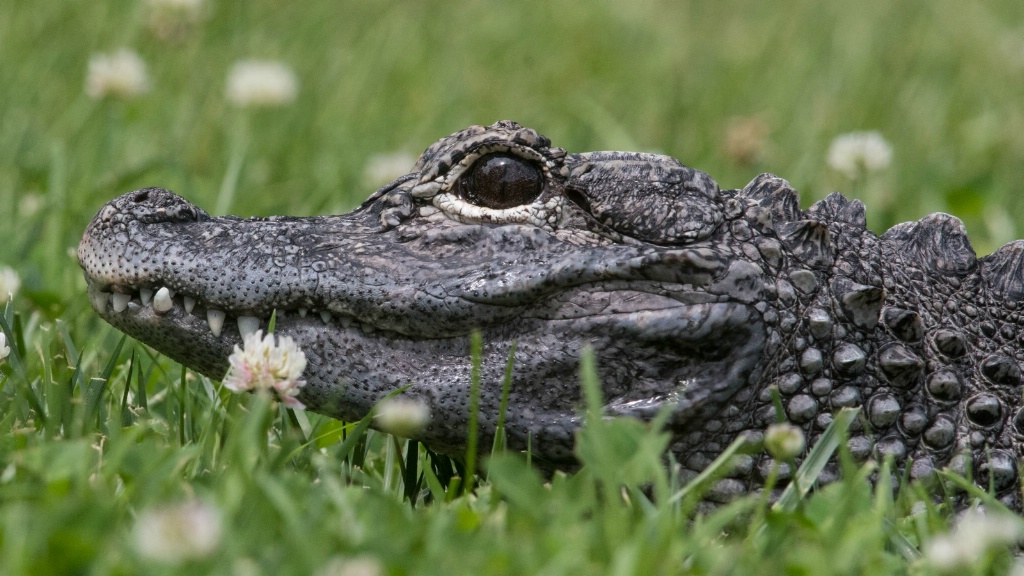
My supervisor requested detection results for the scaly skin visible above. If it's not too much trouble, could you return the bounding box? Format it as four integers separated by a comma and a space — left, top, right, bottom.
79, 121, 1024, 507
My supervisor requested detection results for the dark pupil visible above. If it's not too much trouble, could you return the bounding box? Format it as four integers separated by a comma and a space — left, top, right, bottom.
456, 153, 543, 209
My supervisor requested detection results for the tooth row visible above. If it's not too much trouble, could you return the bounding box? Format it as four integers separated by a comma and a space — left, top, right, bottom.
96, 287, 342, 337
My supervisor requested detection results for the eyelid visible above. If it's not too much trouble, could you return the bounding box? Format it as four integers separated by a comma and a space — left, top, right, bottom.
431, 191, 568, 231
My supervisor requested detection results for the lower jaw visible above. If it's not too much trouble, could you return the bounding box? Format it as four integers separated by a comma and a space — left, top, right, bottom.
88, 283, 766, 463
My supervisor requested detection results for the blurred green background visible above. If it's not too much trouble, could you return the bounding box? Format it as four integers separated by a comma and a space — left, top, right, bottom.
2, 3, 1024, 573
1, 0, 1023, 300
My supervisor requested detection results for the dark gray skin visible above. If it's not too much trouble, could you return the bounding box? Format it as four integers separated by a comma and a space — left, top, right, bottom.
79, 121, 1024, 508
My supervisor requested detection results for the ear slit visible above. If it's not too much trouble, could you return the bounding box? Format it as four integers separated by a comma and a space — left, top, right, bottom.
563, 186, 593, 213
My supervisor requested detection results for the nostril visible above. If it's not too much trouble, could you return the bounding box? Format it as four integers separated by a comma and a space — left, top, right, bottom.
133, 190, 151, 203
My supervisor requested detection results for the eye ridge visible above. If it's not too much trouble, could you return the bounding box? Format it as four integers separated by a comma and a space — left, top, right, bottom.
455, 153, 543, 210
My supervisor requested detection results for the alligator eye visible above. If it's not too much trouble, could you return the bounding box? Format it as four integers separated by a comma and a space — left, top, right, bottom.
454, 153, 544, 209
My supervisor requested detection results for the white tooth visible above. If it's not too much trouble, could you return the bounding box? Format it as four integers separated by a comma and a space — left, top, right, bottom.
237, 316, 260, 337
112, 293, 131, 313
153, 287, 173, 313
140, 288, 154, 305
183, 296, 196, 314
339, 317, 351, 329
320, 311, 332, 323
90, 291, 109, 314
298, 308, 308, 318
207, 309, 225, 337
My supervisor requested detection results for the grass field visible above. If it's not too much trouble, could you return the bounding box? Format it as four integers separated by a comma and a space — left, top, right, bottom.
2, 1, 1024, 574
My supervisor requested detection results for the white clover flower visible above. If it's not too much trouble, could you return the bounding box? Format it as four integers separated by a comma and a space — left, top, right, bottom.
923, 507, 1023, 572
826, 131, 893, 179
223, 330, 307, 409
363, 151, 417, 187
225, 60, 299, 108
0, 265, 19, 302
764, 422, 805, 461
133, 501, 222, 563
0, 333, 9, 363
85, 49, 150, 100
145, 0, 205, 41
375, 397, 430, 437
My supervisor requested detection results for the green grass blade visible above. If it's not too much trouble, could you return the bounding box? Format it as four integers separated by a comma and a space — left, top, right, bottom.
491, 340, 517, 456
403, 439, 421, 505
669, 436, 751, 505
119, 353, 133, 427
420, 454, 447, 503
134, 350, 147, 412
98, 335, 127, 382
773, 407, 860, 512
334, 412, 375, 464
56, 319, 79, 368
463, 330, 483, 494
82, 377, 108, 433
579, 346, 603, 419
0, 303, 27, 382
267, 309, 278, 333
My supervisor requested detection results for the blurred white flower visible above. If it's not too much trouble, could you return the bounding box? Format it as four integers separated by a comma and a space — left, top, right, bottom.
145, 0, 205, 41
133, 501, 222, 563
316, 555, 385, 576
0, 333, 10, 363
232, 558, 262, 576
1002, 31, 1024, 72
375, 397, 430, 437
826, 131, 893, 179
764, 422, 805, 461
225, 60, 299, 108
363, 151, 416, 187
223, 330, 307, 409
146, 0, 203, 11
18, 193, 43, 218
923, 507, 1023, 572
0, 265, 19, 301
85, 49, 150, 100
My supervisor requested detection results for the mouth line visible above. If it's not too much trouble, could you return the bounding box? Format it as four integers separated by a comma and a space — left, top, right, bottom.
85, 281, 385, 342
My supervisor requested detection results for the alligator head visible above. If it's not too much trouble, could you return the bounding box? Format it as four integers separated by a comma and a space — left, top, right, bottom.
79, 121, 1024, 506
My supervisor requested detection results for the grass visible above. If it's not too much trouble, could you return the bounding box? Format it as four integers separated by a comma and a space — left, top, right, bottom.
1, 0, 1024, 573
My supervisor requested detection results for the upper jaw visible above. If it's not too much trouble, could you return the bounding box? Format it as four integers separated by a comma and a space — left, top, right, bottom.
78, 188, 745, 338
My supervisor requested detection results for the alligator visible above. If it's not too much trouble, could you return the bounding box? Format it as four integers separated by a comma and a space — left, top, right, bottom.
79, 120, 1024, 508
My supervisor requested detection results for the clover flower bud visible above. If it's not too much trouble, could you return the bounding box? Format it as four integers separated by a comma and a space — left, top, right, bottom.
375, 397, 430, 437
764, 422, 805, 461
